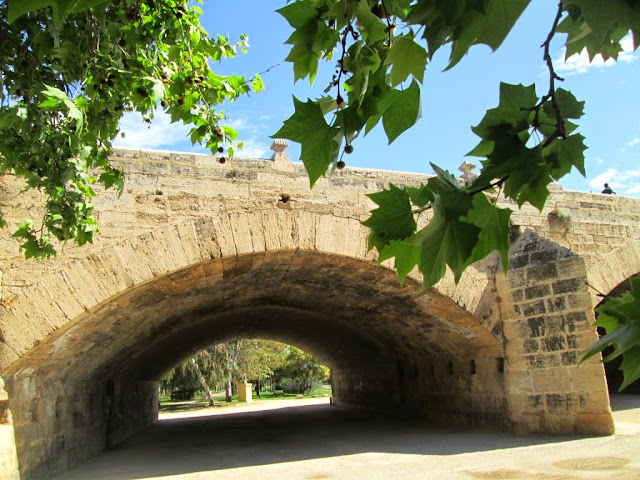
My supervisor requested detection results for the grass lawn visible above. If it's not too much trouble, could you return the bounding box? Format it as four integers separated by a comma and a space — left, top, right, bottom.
159, 385, 332, 412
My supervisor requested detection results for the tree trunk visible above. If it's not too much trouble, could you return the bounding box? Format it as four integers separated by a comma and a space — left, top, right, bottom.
190, 358, 215, 406
225, 379, 233, 402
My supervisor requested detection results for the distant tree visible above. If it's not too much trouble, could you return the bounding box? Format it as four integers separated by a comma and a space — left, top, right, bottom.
275, 347, 329, 395
161, 359, 201, 400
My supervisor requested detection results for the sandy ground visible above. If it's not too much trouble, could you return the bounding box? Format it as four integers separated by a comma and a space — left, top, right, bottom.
53, 395, 640, 480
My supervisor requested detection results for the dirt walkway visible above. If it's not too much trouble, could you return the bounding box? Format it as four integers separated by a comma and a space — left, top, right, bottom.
55, 395, 640, 480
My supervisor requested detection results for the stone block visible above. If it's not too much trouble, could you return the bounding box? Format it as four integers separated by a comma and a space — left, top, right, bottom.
522, 300, 546, 317
191, 218, 223, 260
574, 412, 614, 435
526, 264, 558, 283
530, 368, 571, 392
526, 316, 546, 337
210, 214, 238, 257
545, 296, 566, 313
552, 277, 585, 295
525, 284, 551, 300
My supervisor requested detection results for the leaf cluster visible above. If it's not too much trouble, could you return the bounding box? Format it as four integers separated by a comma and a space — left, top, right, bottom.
363, 166, 512, 289
1, 0, 261, 257
273, 1, 637, 291
582, 278, 640, 390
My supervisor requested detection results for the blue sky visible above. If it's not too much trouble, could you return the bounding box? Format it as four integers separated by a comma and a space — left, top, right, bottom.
115, 1, 640, 197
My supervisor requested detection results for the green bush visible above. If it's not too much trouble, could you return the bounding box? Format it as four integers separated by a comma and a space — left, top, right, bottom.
171, 388, 198, 401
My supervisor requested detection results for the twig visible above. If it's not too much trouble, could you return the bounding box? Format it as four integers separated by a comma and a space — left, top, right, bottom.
537, 1, 566, 147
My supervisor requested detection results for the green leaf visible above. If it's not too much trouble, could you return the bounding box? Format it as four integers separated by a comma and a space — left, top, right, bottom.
382, 80, 421, 144
412, 190, 480, 287
426, 163, 461, 194
566, 0, 640, 43
502, 145, 552, 210
582, 277, 640, 390
272, 97, 339, 187
552, 88, 585, 120
383, 35, 428, 87
378, 238, 421, 284
598, 278, 640, 323
7, 0, 51, 24
619, 347, 640, 390
544, 134, 587, 179
471, 83, 538, 140
276, 1, 318, 29
356, 0, 388, 43
362, 183, 416, 243
446, 0, 531, 69
41, 84, 68, 101
406, 183, 431, 208
461, 193, 513, 272
285, 39, 319, 83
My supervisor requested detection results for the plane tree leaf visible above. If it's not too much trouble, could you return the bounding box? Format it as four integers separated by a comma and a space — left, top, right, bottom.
413, 190, 480, 288
383, 35, 428, 87
362, 183, 417, 243
583, 278, 640, 390
272, 96, 340, 187
461, 193, 513, 272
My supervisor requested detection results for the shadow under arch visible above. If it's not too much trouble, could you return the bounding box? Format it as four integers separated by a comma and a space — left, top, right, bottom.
2, 247, 504, 480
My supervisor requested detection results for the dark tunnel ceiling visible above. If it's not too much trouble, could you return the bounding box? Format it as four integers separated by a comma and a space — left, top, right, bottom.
4, 251, 500, 380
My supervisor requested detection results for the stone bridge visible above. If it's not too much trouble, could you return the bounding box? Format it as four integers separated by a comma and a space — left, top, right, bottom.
1, 145, 639, 479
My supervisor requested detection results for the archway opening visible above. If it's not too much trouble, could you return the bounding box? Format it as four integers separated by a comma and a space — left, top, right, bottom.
158, 339, 332, 413
3, 250, 503, 479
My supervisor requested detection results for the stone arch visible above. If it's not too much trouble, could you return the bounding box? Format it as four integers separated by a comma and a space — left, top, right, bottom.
1, 209, 506, 479
0, 210, 369, 369
584, 240, 640, 308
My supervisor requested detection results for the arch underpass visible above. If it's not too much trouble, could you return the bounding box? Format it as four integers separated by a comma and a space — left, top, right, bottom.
3, 249, 505, 479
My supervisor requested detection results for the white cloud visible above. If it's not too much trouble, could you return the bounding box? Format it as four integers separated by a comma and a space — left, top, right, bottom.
590, 168, 618, 189
114, 111, 191, 149
226, 113, 271, 136
236, 137, 271, 158
622, 137, 640, 152
115, 111, 274, 158
554, 37, 638, 76
590, 167, 640, 195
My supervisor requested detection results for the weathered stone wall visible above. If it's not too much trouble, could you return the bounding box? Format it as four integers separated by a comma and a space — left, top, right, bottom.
3, 377, 157, 480
105, 381, 158, 447
3, 377, 108, 479
333, 348, 508, 430
1, 148, 639, 306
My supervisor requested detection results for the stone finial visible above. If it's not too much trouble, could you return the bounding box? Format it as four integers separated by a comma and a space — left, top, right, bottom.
270, 139, 289, 154
458, 160, 477, 186
270, 139, 293, 172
